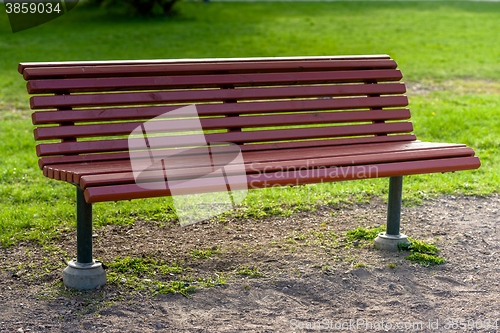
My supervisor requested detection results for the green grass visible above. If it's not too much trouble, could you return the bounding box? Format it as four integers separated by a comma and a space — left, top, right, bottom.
405, 252, 446, 266
234, 266, 266, 278
154, 280, 196, 297
2, 1, 500, 108
104, 255, 227, 296
107, 256, 183, 276
106, 256, 198, 296
189, 248, 220, 259
346, 226, 386, 242
399, 238, 440, 255
1, 2, 500, 246
398, 238, 446, 266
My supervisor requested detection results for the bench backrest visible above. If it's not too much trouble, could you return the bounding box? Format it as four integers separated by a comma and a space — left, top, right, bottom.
19, 55, 415, 169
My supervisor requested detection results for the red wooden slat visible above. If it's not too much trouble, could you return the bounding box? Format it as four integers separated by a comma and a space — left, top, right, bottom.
34, 109, 411, 140
83, 157, 480, 203
23, 59, 398, 80
246, 157, 481, 188
239, 135, 417, 152
39, 152, 129, 170
36, 122, 414, 156
19, 55, 392, 74
30, 82, 406, 111
36, 135, 417, 169
27, 69, 403, 94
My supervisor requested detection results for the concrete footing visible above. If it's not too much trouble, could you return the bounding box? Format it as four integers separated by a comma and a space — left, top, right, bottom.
62, 260, 106, 290
374, 232, 410, 251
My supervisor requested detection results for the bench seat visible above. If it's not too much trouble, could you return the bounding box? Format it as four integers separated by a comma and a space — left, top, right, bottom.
40, 140, 478, 203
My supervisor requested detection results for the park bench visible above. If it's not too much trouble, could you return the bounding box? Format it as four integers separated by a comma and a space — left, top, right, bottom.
18, 55, 480, 289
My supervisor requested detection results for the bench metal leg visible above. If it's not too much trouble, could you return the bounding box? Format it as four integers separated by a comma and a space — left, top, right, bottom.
62, 187, 106, 289
76, 186, 93, 264
387, 176, 403, 236
374, 176, 409, 251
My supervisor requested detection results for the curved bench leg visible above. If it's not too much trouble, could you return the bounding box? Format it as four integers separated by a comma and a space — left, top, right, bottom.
62, 186, 106, 290
374, 176, 410, 251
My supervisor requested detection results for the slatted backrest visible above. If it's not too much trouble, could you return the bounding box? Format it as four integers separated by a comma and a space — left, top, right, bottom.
20, 55, 415, 169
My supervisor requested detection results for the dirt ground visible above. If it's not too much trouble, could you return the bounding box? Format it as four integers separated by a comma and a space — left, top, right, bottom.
1, 194, 499, 332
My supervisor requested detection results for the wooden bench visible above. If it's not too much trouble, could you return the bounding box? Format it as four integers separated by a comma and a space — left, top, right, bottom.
18, 55, 480, 289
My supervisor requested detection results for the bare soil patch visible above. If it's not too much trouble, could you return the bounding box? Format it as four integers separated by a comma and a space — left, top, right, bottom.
406, 79, 500, 96
1, 195, 500, 332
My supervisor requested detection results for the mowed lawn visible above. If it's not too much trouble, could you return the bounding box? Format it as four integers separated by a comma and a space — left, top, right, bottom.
0, 2, 499, 246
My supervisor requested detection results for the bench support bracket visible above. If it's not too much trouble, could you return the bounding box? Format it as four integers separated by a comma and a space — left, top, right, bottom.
374, 176, 410, 251
62, 186, 106, 290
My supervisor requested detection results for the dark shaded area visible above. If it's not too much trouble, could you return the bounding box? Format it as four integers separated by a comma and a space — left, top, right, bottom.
6, 0, 79, 33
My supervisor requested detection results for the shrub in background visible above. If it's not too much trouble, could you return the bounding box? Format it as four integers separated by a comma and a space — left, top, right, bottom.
88, 0, 182, 17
